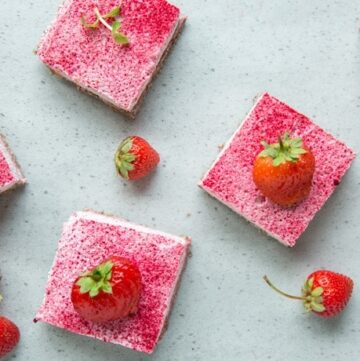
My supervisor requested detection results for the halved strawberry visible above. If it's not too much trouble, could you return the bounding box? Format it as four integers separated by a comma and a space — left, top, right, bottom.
71, 256, 142, 322
114, 136, 160, 180
253, 132, 315, 206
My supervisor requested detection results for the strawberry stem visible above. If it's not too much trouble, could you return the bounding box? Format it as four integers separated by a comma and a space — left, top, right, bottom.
94, 7, 112, 31
277, 135, 284, 152
263, 276, 306, 301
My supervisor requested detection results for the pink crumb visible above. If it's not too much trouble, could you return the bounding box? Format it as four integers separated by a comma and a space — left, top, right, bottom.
37, 0, 182, 112
200, 93, 355, 246
35, 211, 191, 353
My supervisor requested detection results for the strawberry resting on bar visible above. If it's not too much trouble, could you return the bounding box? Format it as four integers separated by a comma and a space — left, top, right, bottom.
199, 93, 355, 247
35, 210, 191, 354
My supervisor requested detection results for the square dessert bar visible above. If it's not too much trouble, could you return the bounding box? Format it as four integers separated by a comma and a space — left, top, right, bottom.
35, 211, 191, 353
199, 93, 355, 246
0, 134, 26, 194
37, 0, 186, 118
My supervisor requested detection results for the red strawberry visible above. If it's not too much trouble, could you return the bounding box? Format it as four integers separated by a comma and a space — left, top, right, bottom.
253, 132, 315, 206
0, 316, 20, 357
114, 136, 160, 180
264, 270, 354, 317
71, 256, 142, 322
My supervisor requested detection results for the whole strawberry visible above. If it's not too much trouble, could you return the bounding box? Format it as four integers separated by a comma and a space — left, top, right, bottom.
0, 316, 20, 357
264, 270, 354, 317
71, 256, 142, 322
115, 136, 160, 180
253, 132, 315, 206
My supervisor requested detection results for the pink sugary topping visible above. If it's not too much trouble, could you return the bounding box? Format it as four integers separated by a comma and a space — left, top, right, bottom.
200, 93, 356, 246
36, 212, 190, 353
37, 0, 181, 111
0, 150, 15, 187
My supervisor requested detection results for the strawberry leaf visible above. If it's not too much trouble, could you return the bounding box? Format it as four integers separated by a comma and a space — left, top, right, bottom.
258, 132, 308, 166
112, 21, 129, 45
291, 138, 302, 148
119, 167, 129, 179
81, 6, 129, 46
310, 301, 326, 313
120, 137, 133, 153
301, 277, 326, 313
113, 33, 129, 45
89, 287, 100, 298
291, 148, 307, 155
76, 260, 114, 298
273, 153, 285, 166
102, 283, 113, 293
123, 162, 134, 170
258, 147, 277, 158
115, 137, 136, 179
101, 261, 113, 275
112, 20, 121, 33
77, 277, 96, 293
104, 6, 120, 18
80, 16, 100, 29
311, 287, 324, 297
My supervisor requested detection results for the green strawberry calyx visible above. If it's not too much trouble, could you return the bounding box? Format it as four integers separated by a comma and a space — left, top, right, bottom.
114, 137, 136, 179
302, 277, 325, 313
263, 276, 326, 313
258, 132, 307, 166
76, 261, 114, 298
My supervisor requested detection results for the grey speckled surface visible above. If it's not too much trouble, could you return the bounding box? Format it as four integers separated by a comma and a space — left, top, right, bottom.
0, 0, 359, 360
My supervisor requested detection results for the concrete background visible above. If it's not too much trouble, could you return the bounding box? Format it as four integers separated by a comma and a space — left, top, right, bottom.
0, 0, 359, 360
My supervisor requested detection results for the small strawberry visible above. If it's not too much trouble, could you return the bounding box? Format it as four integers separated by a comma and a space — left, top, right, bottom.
114, 136, 160, 180
253, 132, 315, 206
71, 256, 142, 322
0, 316, 20, 357
264, 270, 354, 317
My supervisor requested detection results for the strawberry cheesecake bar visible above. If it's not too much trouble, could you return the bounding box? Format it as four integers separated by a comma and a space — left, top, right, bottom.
35, 210, 191, 353
199, 93, 355, 246
0, 135, 26, 194
37, 0, 186, 118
